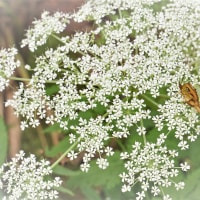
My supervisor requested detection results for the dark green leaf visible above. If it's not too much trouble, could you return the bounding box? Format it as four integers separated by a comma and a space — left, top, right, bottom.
93, 102, 107, 115
46, 84, 59, 96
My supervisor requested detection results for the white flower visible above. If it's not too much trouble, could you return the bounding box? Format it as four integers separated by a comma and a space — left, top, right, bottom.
136, 191, 145, 200
80, 162, 90, 172
120, 142, 185, 197
0, 151, 62, 199
21, 11, 70, 51
175, 182, 185, 190
121, 184, 131, 192
163, 194, 172, 200
178, 141, 189, 150
0, 48, 20, 91
151, 186, 160, 196
20, 121, 28, 131
96, 158, 109, 169
67, 150, 78, 160
137, 126, 146, 136
120, 152, 129, 160
104, 147, 114, 156
180, 162, 190, 172
69, 133, 76, 143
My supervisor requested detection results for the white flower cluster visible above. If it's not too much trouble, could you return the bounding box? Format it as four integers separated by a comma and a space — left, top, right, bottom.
3, 0, 200, 199
73, 0, 162, 23
119, 134, 189, 200
0, 48, 20, 91
21, 11, 70, 52
0, 151, 62, 200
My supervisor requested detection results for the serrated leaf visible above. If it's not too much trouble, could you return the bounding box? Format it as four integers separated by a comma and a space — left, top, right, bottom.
0, 117, 8, 166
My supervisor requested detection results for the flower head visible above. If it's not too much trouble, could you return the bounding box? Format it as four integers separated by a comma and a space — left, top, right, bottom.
0, 151, 62, 200
119, 137, 189, 199
21, 11, 70, 52
0, 48, 20, 91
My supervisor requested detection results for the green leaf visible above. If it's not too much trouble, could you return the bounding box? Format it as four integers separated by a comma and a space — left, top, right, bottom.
82, 185, 102, 200
46, 84, 59, 96
57, 186, 74, 196
67, 152, 124, 190
53, 165, 81, 177
43, 123, 62, 134
164, 168, 200, 200
151, 198, 163, 200
180, 168, 200, 200
93, 102, 107, 115
105, 185, 134, 200
188, 136, 200, 168
78, 109, 94, 120
0, 117, 8, 166
45, 138, 70, 157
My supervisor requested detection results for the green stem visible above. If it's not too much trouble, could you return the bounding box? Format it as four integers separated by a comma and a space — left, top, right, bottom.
9, 76, 58, 84
52, 34, 87, 57
159, 94, 170, 99
140, 119, 147, 145
118, 8, 123, 19
141, 94, 159, 107
51, 34, 65, 44
142, 134, 147, 146
116, 138, 126, 152
9, 76, 30, 82
51, 139, 79, 169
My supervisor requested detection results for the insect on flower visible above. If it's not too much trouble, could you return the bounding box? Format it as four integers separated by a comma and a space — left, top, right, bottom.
179, 82, 200, 113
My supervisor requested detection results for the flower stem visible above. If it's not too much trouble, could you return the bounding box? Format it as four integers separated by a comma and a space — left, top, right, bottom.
51, 139, 79, 169
140, 119, 147, 145
9, 76, 30, 82
9, 76, 58, 84
51, 34, 65, 44
141, 94, 159, 107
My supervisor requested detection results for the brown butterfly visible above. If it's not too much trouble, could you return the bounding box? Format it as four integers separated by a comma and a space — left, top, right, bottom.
179, 82, 200, 113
